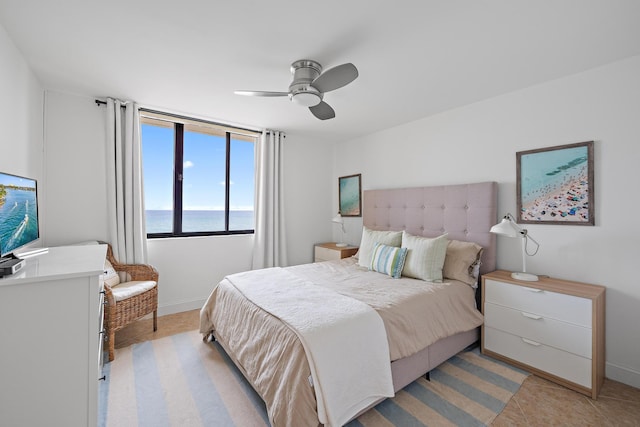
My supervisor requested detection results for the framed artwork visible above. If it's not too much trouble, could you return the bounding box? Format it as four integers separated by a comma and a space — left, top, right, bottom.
338, 174, 362, 217
517, 141, 594, 225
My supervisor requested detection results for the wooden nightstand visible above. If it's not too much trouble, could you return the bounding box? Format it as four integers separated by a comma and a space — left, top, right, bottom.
481, 270, 605, 399
314, 243, 358, 262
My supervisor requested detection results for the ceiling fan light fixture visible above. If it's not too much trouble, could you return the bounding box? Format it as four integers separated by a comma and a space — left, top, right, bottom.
234, 59, 358, 120
291, 91, 321, 107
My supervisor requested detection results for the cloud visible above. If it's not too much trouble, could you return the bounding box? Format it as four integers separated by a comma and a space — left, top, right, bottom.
184, 160, 194, 168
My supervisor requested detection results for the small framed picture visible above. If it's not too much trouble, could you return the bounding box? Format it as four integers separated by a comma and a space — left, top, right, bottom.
338, 174, 362, 217
517, 141, 594, 225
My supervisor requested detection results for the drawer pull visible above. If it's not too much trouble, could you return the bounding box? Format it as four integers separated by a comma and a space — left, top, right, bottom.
521, 312, 542, 320
522, 286, 543, 293
522, 337, 541, 346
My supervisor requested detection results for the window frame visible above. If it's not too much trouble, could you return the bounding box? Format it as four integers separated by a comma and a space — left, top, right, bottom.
139, 109, 259, 239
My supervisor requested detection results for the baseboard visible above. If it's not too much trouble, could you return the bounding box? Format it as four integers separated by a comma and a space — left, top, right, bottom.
157, 299, 207, 317
606, 362, 640, 389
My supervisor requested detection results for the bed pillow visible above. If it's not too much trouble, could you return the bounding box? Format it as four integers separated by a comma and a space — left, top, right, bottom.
369, 242, 408, 279
443, 240, 484, 287
357, 227, 403, 268
101, 259, 120, 288
401, 231, 449, 282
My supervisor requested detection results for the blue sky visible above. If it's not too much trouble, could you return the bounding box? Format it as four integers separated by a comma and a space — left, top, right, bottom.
0, 172, 37, 189
141, 124, 255, 211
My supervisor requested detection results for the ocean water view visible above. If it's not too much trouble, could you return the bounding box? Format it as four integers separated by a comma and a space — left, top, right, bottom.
0, 188, 39, 255
520, 145, 588, 205
145, 210, 254, 233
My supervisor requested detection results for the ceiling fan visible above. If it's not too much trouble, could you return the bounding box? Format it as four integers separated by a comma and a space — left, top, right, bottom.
234, 59, 358, 120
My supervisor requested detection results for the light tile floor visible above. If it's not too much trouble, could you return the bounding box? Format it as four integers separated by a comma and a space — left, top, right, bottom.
116, 310, 640, 426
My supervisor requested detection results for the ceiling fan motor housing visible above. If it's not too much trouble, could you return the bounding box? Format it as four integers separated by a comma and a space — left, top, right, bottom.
289, 60, 323, 106
234, 58, 357, 120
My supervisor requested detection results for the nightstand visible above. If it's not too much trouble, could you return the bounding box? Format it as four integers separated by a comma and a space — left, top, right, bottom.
481, 270, 605, 399
314, 243, 359, 262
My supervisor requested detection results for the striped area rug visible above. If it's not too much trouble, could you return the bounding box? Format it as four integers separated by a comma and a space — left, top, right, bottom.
99, 330, 528, 427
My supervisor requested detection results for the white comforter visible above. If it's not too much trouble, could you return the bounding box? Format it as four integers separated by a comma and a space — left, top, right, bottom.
225, 267, 394, 427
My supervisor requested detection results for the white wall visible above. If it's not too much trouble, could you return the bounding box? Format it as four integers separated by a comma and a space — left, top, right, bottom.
41, 91, 335, 314
43, 91, 109, 246
0, 24, 44, 238
282, 133, 335, 266
334, 55, 640, 388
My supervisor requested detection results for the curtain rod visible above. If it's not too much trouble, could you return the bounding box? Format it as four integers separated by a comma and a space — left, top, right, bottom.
139, 107, 264, 136
95, 99, 126, 108
95, 99, 284, 137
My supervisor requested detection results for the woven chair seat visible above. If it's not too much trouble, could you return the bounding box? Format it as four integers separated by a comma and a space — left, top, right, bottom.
111, 280, 157, 302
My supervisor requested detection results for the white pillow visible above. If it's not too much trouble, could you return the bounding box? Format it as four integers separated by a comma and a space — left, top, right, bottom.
357, 226, 403, 268
401, 231, 449, 282
101, 259, 121, 288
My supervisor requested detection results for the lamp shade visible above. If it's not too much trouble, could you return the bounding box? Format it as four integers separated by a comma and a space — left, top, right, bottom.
489, 217, 521, 238
331, 213, 344, 224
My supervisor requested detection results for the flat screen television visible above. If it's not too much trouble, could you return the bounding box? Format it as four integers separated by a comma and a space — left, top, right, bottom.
0, 171, 40, 259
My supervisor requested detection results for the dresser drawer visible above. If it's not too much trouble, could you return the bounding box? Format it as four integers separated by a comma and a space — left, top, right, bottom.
98, 288, 106, 375
485, 279, 592, 327
484, 302, 592, 358
315, 246, 340, 261
484, 327, 592, 388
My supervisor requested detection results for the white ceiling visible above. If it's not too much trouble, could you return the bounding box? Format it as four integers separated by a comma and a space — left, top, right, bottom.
2, 1, 640, 142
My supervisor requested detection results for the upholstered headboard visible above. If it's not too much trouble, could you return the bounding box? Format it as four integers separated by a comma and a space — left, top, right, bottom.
362, 181, 498, 275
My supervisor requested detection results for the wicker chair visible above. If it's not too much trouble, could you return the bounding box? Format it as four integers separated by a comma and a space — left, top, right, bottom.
102, 243, 158, 361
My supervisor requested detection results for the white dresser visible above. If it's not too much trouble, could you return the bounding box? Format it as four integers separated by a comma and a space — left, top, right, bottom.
481, 270, 605, 399
0, 244, 107, 426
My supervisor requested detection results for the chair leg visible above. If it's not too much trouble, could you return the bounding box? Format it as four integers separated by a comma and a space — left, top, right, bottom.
153, 310, 158, 331
108, 330, 115, 362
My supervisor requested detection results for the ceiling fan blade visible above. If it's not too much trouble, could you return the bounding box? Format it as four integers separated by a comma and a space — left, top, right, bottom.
234, 90, 289, 97
309, 101, 335, 120
311, 63, 358, 93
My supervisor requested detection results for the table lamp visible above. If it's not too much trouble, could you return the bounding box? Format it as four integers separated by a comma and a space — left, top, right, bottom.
490, 213, 540, 281
331, 213, 347, 247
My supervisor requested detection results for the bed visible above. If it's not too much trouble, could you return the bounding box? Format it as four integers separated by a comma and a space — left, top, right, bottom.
200, 181, 497, 427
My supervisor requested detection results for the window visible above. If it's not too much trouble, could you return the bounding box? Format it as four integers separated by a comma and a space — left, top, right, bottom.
140, 110, 259, 237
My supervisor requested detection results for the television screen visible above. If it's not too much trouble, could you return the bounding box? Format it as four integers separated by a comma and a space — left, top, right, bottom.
0, 171, 39, 258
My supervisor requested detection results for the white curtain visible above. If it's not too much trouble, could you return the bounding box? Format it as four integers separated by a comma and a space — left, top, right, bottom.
105, 98, 148, 264
252, 130, 287, 269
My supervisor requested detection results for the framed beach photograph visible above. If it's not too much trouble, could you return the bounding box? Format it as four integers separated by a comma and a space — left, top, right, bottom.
338, 174, 362, 217
517, 141, 594, 225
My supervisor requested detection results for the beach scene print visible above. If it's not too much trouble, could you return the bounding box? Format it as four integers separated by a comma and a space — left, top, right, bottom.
339, 174, 361, 216
518, 143, 592, 224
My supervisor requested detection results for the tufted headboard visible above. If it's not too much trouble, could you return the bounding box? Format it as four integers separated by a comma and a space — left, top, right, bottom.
362, 181, 498, 275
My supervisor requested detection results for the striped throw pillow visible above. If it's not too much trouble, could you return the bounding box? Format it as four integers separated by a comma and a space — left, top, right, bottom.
401, 231, 449, 282
370, 242, 408, 278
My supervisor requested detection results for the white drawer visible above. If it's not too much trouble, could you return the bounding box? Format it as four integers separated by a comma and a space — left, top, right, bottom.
98, 287, 106, 377
484, 302, 592, 358
485, 327, 592, 388
485, 279, 592, 327
314, 246, 339, 261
